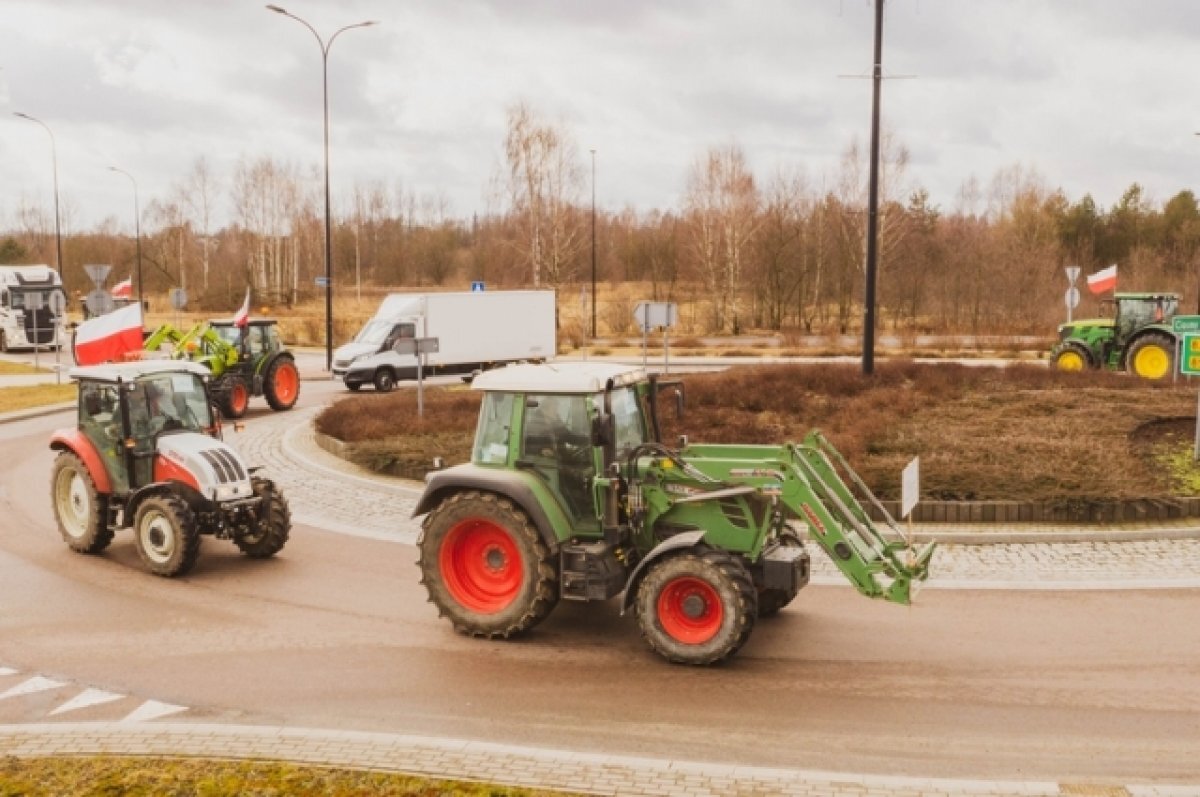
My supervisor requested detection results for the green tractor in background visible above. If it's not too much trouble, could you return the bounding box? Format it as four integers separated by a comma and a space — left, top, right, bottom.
143, 318, 301, 419
1051, 292, 1180, 380
414, 362, 934, 666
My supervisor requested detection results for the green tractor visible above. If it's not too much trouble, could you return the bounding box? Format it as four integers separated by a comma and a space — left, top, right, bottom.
143, 318, 301, 419
414, 362, 934, 666
1051, 292, 1181, 380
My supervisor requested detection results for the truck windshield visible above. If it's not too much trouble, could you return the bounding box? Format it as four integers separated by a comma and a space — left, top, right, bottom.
356, 319, 394, 346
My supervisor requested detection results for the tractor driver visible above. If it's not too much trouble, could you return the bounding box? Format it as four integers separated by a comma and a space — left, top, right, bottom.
129, 379, 185, 437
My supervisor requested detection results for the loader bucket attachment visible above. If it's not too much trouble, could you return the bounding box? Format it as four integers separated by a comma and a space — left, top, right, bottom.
782, 430, 935, 605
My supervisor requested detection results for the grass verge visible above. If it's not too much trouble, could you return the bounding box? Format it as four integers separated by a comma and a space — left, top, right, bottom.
0, 361, 47, 375
0, 383, 76, 414
0, 755, 576, 797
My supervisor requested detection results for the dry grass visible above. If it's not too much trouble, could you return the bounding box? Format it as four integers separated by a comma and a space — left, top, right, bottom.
317, 362, 1200, 501
0, 360, 46, 375
0, 755, 575, 796
0, 383, 76, 413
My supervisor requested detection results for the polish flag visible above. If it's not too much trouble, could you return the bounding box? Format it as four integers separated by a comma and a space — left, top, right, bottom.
1087, 264, 1117, 295
74, 302, 144, 366
110, 276, 132, 299
233, 288, 251, 328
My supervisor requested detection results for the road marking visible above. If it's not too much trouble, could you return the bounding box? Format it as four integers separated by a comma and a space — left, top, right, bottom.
0, 667, 17, 677
49, 688, 125, 716
0, 676, 66, 701
121, 700, 188, 723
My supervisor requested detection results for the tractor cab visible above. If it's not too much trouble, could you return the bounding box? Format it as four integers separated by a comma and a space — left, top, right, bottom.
211, 318, 284, 363
1052, 291, 1181, 379
1103, 293, 1179, 349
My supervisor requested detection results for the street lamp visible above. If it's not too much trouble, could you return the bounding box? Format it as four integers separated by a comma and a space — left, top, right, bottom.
266, 4, 378, 372
590, 148, 597, 339
13, 112, 64, 303
108, 166, 143, 309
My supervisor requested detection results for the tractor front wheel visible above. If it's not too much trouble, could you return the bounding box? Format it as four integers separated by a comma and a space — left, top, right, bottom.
1053, 343, 1093, 373
133, 494, 201, 577
418, 490, 559, 638
236, 478, 292, 558
50, 451, 113, 554
636, 548, 757, 665
263, 357, 300, 411
1127, 333, 1175, 380
218, 379, 250, 419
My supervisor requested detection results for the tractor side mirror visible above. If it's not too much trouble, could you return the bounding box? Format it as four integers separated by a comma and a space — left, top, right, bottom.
590, 414, 613, 447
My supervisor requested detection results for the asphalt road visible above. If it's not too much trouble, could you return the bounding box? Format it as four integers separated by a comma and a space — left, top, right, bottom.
1, 379, 1198, 785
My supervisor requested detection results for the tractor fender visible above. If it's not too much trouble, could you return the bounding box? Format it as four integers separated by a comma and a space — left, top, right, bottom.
413, 464, 563, 552
125, 481, 207, 527
619, 529, 706, 615
49, 429, 113, 494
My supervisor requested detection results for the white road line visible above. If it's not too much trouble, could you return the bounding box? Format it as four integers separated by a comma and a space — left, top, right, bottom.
120, 700, 188, 723
0, 676, 66, 701
0, 667, 17, 677
49, 688, 125, 716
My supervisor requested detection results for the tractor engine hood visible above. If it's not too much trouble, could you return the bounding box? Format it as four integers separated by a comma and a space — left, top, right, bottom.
1059, 316, 1113, 333
156, 434, 255, 504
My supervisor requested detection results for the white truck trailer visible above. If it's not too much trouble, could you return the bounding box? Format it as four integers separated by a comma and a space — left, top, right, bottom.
333, 290, 556, 391
0, 265, 67, 351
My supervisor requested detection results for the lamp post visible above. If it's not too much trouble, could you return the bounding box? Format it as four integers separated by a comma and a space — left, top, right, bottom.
108, 166, 143, 309
590, 148, 597, 339
13, 112, 64, 303
266, 4, 378, 372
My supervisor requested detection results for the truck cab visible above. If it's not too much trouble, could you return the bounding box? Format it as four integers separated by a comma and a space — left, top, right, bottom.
0, 264, 66, 351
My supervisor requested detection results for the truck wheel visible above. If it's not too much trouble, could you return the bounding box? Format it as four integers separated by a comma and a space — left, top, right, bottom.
373, 369, 396, 392
263, 357, 300, 411
236, 478, 291, 558
50, 451, 113, 554
345, 382, 362, 392
1127, 333, 1175, 380
757, 529, 805, 617
636, 548, 757, 665
418, 490, 559, 638
1053, 343, 1093, 372
218, 380, 250, 419
133, 494, 201, 577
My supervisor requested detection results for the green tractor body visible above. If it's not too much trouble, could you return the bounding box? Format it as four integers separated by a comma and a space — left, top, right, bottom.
414, 363, 934, 665
143, 318, 300, 418
1051, 292, 1180, 379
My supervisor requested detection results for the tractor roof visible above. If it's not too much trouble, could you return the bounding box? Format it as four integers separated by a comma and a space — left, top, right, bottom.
210, 318, 277, 327
472, 362, 647, 394
1114, 292, 1181, 300
69, 360, 211, 383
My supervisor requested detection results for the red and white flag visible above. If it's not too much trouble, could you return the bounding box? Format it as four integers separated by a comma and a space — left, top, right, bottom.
110, 276, 132, 299
1086, 264, 1117, 295
233, 288, 251, 328
74, 302, 144, 366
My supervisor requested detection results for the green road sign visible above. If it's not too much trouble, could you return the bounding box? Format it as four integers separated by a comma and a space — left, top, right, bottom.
1173, 315, 1200, 334
1181, 333, 1200, 376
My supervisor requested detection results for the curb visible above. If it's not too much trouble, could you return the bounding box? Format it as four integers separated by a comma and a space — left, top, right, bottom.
0, 401, 75, 424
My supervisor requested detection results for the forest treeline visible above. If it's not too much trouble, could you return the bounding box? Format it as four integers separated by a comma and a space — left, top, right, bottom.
3, 103, 1198, 336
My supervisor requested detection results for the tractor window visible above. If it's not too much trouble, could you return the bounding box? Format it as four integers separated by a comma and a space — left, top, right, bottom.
473, 392, 515, 465
522, 394, 589, 458
245, 326, 266, 358
79, 383, 120, 430
265, 324, 282, 353
129, 374, 213, 438
609, 387, 648, 458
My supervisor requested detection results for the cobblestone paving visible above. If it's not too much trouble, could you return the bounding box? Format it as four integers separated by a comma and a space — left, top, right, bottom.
231, 406, 1200, 590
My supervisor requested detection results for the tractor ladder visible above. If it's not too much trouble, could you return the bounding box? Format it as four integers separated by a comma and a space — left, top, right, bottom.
784, 430, 934, 605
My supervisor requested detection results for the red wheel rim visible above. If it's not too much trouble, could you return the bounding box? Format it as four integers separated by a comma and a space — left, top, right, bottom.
439, 518, 523, 613
273, 362, 299, 403
231, 383, 249, 413
658, 576, 723, 644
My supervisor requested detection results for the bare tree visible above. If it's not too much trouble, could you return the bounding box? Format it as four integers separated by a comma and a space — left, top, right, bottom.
230, 156, 303, 303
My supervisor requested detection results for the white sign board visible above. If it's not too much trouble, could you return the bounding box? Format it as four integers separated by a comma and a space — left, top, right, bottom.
1065, 287, 1080, 309
1065, 266, 1080, 285
633, 301, 678, 331
901, 456, 920, 519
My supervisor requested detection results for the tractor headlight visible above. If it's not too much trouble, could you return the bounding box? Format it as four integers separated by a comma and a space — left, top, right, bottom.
214, 484, 241, 502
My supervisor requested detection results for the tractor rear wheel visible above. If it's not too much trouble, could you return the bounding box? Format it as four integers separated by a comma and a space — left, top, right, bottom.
1127, 333, 1175, 380
418, 490, 559, 638
218, 379, 250, 419
50, 451, 113, 554
757, 529, 805, 617
263, 356, 300, 411
236, 478, 291, 558
1053, 343, 1093, 372
636, 548, 757, 665
133, 494, 201, 577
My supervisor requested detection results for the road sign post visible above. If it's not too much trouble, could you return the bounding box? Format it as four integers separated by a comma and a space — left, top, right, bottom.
632, 301, 679, 372
48, 290, 66, 382
1065, 266, 1081, 323
392, 336, 440, 416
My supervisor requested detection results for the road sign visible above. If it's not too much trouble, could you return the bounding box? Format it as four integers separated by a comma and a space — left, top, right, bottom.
1065, 287, 1080, 310
1173, 315, 1200, 334
633, 301, 678, 331
1180, 334, 1200, 376
83, 264, 112, 288
391, 337, 439, 355
1065, 266, 1080, 285
901, 457, 920, 519
169, 288, 188, 310
48, 290, 66, 317
26, 293, 44, 312
471, 281, 485, 292
85, 289, 114, 317
314, 276, 330, 288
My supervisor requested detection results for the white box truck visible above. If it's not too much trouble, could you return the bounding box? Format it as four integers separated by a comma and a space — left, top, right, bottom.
0, 265, 67, 351
333, 290, 556, 391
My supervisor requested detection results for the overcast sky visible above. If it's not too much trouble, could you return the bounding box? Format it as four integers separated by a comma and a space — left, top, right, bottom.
3, 0, 1199, 234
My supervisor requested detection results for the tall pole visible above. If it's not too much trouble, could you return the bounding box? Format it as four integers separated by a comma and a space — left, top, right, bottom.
108, 166, 143, 309
14, 113, 65, 305
267, 5, 378, 372
590, 148, 597, 339
862, 0, 884, 376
